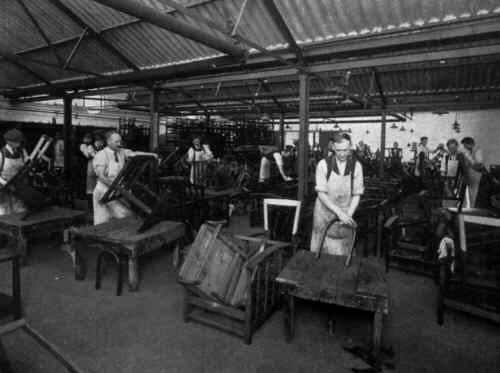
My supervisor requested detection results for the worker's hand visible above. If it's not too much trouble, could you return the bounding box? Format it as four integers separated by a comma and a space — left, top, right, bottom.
284, 176, 293, 182
338, 212, 355, 227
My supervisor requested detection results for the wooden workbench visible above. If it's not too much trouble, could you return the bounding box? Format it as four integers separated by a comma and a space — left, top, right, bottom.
276, 250, 389, 355
0, 206, 87, 260
68, 217, 185, 291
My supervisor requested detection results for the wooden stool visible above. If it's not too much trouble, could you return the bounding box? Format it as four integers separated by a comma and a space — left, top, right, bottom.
0, 248, 21, 320
95, 248, 127, 296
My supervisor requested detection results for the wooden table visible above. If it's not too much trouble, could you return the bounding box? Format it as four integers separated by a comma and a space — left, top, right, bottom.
0, 249, 21, 321
0, 206, 87, 260
68, 217, 185, 291
276, 250, 389, 355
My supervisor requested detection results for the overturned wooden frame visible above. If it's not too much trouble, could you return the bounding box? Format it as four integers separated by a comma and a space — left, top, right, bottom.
99, 155, 159, 215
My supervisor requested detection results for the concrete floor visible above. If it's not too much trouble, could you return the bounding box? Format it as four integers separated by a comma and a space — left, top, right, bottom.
1, 215, 499, 373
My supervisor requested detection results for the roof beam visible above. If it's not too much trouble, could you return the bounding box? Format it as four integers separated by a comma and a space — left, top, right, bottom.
63, 27, 88, 70
9, 55, 104, 78
7, 43, 500, 99
164, 44, 500, 88
0, 47, 53, 87
262, 0, 303, 64
91, 0, 247, 59
155, 0, 300, 70
47, 0, 140, 71
14, 0, 64, 66
372, 68, 387, 108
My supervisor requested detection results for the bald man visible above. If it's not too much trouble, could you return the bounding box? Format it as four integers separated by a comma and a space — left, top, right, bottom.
92, 131, 157, 225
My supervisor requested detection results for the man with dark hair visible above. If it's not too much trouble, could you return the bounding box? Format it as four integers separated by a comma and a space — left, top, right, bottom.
311, 133, 364, 255
461, 137, 483, 207
258, 145, 292, 184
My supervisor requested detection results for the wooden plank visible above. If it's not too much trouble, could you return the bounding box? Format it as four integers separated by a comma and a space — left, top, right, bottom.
0, 319, 26, 336
357, 259, 389, 314
73, 217, 184, 245
186, 294, 245, 321
187, 309, 246, 337
444, 299, 500, 323
0, 207, 85, 226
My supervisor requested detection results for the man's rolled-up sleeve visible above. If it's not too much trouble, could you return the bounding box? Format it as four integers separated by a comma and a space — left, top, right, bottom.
93, 151, 107, 177
353, 161, 364, 196
315, 159, 328, 193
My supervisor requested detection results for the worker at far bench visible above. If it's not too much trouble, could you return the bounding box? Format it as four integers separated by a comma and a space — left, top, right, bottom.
258, 145, 293, 185
92, 130, 157, 225
0, 129, 29, 216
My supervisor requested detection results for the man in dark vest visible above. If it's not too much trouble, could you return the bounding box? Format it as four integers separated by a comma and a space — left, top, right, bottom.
310, 133, 364, 255
0, 129, 29, 216
258, 145, 292, 185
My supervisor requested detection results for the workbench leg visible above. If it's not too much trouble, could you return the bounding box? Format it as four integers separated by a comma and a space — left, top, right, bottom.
128, 256, 139, 292
372, 308, 383, 357
182, 288, 192, 323
284, 294, 295, 342
17, 233, 28, 265
172, 239, 183, 268
73, 248, 86, 281
12, 256, 21, 319
376, 212, 384, 258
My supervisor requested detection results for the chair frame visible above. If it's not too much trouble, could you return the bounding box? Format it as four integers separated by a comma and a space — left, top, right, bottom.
263, 198, 302, 237
438, 210, 500, 324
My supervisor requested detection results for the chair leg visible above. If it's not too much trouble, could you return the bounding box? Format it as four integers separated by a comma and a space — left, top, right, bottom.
116, 256, 125, 296
95, 252, 105, 290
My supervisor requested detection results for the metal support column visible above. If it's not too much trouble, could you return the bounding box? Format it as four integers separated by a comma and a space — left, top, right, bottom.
63, 96, 72, 174
149, 90, 159, 151
279, 112, 285, 150
379, 112, 386, 178
298, 73, 310, 201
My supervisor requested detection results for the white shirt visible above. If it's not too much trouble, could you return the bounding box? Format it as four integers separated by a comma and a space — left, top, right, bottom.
259, 153, 284, 182
54, 139, 64, 168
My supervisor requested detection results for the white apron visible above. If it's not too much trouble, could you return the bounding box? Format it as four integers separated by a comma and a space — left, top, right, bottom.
0, 153, 26, 216
93, 151, 132, 225
310, 167, 356, 256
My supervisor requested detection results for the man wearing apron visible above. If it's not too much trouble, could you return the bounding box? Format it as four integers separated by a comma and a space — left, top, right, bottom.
92, 131, 157, 225
0, 129, 29, 216
186, 137, 213, 185
461, 137, 484, 208
310, 133, 364, 255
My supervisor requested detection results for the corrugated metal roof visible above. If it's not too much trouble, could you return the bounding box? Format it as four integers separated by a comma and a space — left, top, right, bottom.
1, 0, 500, 93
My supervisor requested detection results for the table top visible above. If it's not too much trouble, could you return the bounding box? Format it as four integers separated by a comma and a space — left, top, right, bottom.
204, 188, 242, 198
0, 206, 86, 227
71, 216, 185, 245
277, 250, 388, 313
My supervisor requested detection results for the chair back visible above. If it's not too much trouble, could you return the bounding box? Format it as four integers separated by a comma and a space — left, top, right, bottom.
263, 198, 301, 242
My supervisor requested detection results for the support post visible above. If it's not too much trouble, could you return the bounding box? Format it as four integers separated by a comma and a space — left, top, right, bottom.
279, 112, 285, 150
63, 96, 72, 174
297, 73, 310, 201
379, 112, 386, 178
149, 90, 159, 152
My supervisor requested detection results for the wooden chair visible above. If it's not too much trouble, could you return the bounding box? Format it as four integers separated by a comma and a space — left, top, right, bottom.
437, 211, 500, 324
383, 173, 467, 276
99, 155, 159, 217
180, 222, 291, 344
263, 198, 301, 244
